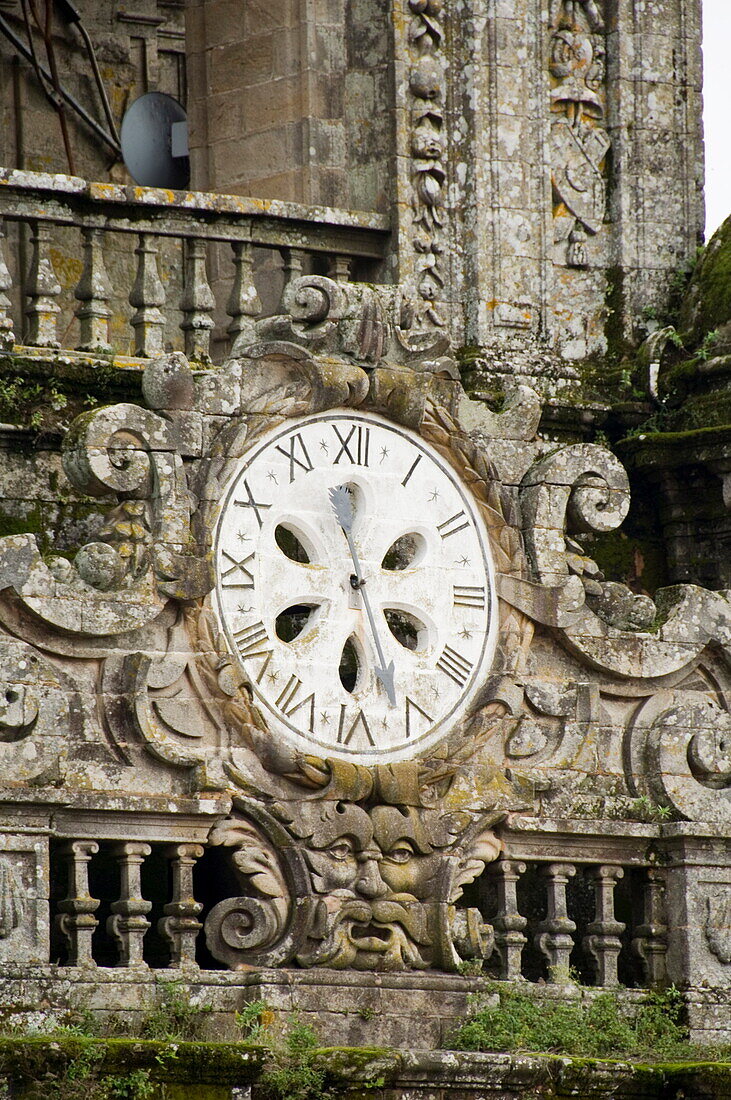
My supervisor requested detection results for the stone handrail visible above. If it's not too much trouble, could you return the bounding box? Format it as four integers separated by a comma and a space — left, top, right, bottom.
0, 168, 390, 365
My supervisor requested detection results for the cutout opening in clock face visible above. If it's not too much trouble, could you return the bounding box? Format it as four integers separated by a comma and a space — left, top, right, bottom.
213, 409, 498, 763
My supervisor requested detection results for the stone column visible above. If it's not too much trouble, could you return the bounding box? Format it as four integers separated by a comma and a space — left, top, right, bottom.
632, 866, 668, 987
107, 842, 151, 968
583, 865, 625, 987
536, 862, 577, 981
159, 843, 204, 969
55, 840, 100, 967
491, 860, 528, 981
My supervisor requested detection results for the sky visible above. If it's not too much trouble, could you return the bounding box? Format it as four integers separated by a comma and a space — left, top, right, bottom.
703, 0, 730, 238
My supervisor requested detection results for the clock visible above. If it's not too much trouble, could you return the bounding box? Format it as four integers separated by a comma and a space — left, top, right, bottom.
213, 409, 497, 763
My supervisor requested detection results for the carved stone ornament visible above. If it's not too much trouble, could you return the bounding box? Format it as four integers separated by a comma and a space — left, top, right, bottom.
706, 890, 731, 965
1, 282, 731, 972
549, 0, 610, 267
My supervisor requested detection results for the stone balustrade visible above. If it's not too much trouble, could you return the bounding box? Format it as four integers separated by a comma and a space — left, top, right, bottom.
50, 834, 666, 987
0, 169, 390, 364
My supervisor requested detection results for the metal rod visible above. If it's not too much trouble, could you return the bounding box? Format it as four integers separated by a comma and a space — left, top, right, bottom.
0, 14, 121, 157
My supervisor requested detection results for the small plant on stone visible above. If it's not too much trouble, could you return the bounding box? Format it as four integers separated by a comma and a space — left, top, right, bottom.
139, 980, 213, 1041
457, 958, 485, 977
630, 794, 672, 823
237, 1003, 332, 1100
450, 982, 699, 1061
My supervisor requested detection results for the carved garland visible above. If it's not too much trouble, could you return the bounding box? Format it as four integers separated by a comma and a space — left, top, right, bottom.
188, 393, 533, 796
407, 0, 448, 328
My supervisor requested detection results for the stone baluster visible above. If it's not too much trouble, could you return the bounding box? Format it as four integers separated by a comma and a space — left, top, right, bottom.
491, 860, 528, 980
227, 240, 261, 355
583, 865, 626, 987
25, 221, 61, 347
0, 221, 15, 351
632, 867, 668, 986
54, 840, 99, 967
281, 245, 306, 298
74, 227, 112, 352
536, 862, 577, 981
181, 238, 215, 361
158, 843, 204, 969
129, 233, 166, 357
107, 841, 151, 968
329, 254, 352, 283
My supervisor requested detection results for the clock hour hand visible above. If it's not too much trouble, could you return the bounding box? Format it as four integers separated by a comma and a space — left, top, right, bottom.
329, 486, 397, 708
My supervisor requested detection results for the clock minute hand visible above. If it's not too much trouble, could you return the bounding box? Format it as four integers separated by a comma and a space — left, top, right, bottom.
329, 487, 397, 708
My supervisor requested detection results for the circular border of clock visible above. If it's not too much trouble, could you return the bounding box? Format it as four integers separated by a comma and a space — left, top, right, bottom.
212, 408, 499, 764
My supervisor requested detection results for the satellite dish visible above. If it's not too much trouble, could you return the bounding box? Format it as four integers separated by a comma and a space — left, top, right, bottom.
120, 92, 190, 189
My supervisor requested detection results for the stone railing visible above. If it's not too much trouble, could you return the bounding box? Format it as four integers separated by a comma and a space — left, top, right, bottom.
48, 821, 665, 987
0, 169, 390, 365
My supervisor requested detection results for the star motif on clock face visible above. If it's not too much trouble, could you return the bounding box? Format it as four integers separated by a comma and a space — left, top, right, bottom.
214, 410, 497, 764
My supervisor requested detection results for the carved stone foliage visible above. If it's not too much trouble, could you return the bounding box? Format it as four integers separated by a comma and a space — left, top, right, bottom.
406, 0, 447, 328
549, 0, 610, 267
254, 276, 455, 371
204, 775, 501, 974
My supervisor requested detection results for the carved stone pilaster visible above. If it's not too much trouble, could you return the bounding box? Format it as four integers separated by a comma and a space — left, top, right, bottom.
55, 840, 100, 967
158, 843, 204, 969
632, 867, 667, 986
536, 862, 577, 981
583, 865, 625, 987
107, 842, 151, 968
491, 860, 528, 981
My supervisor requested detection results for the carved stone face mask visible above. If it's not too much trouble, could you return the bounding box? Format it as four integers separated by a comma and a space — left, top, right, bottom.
294, 802, 464, 971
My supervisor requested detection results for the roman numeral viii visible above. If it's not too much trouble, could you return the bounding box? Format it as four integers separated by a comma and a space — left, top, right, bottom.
232, 621, 273, 683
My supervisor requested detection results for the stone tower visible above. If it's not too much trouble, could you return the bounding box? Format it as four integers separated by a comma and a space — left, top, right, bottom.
0, 1, 728, 1093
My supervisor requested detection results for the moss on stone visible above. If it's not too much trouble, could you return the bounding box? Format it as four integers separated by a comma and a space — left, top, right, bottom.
679, 214, 731, 345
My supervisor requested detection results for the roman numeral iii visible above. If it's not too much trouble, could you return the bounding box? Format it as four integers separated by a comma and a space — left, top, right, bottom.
453, 584, 486, 609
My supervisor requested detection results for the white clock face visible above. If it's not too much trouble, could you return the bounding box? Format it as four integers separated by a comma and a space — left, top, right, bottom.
213, 410, 497, 763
